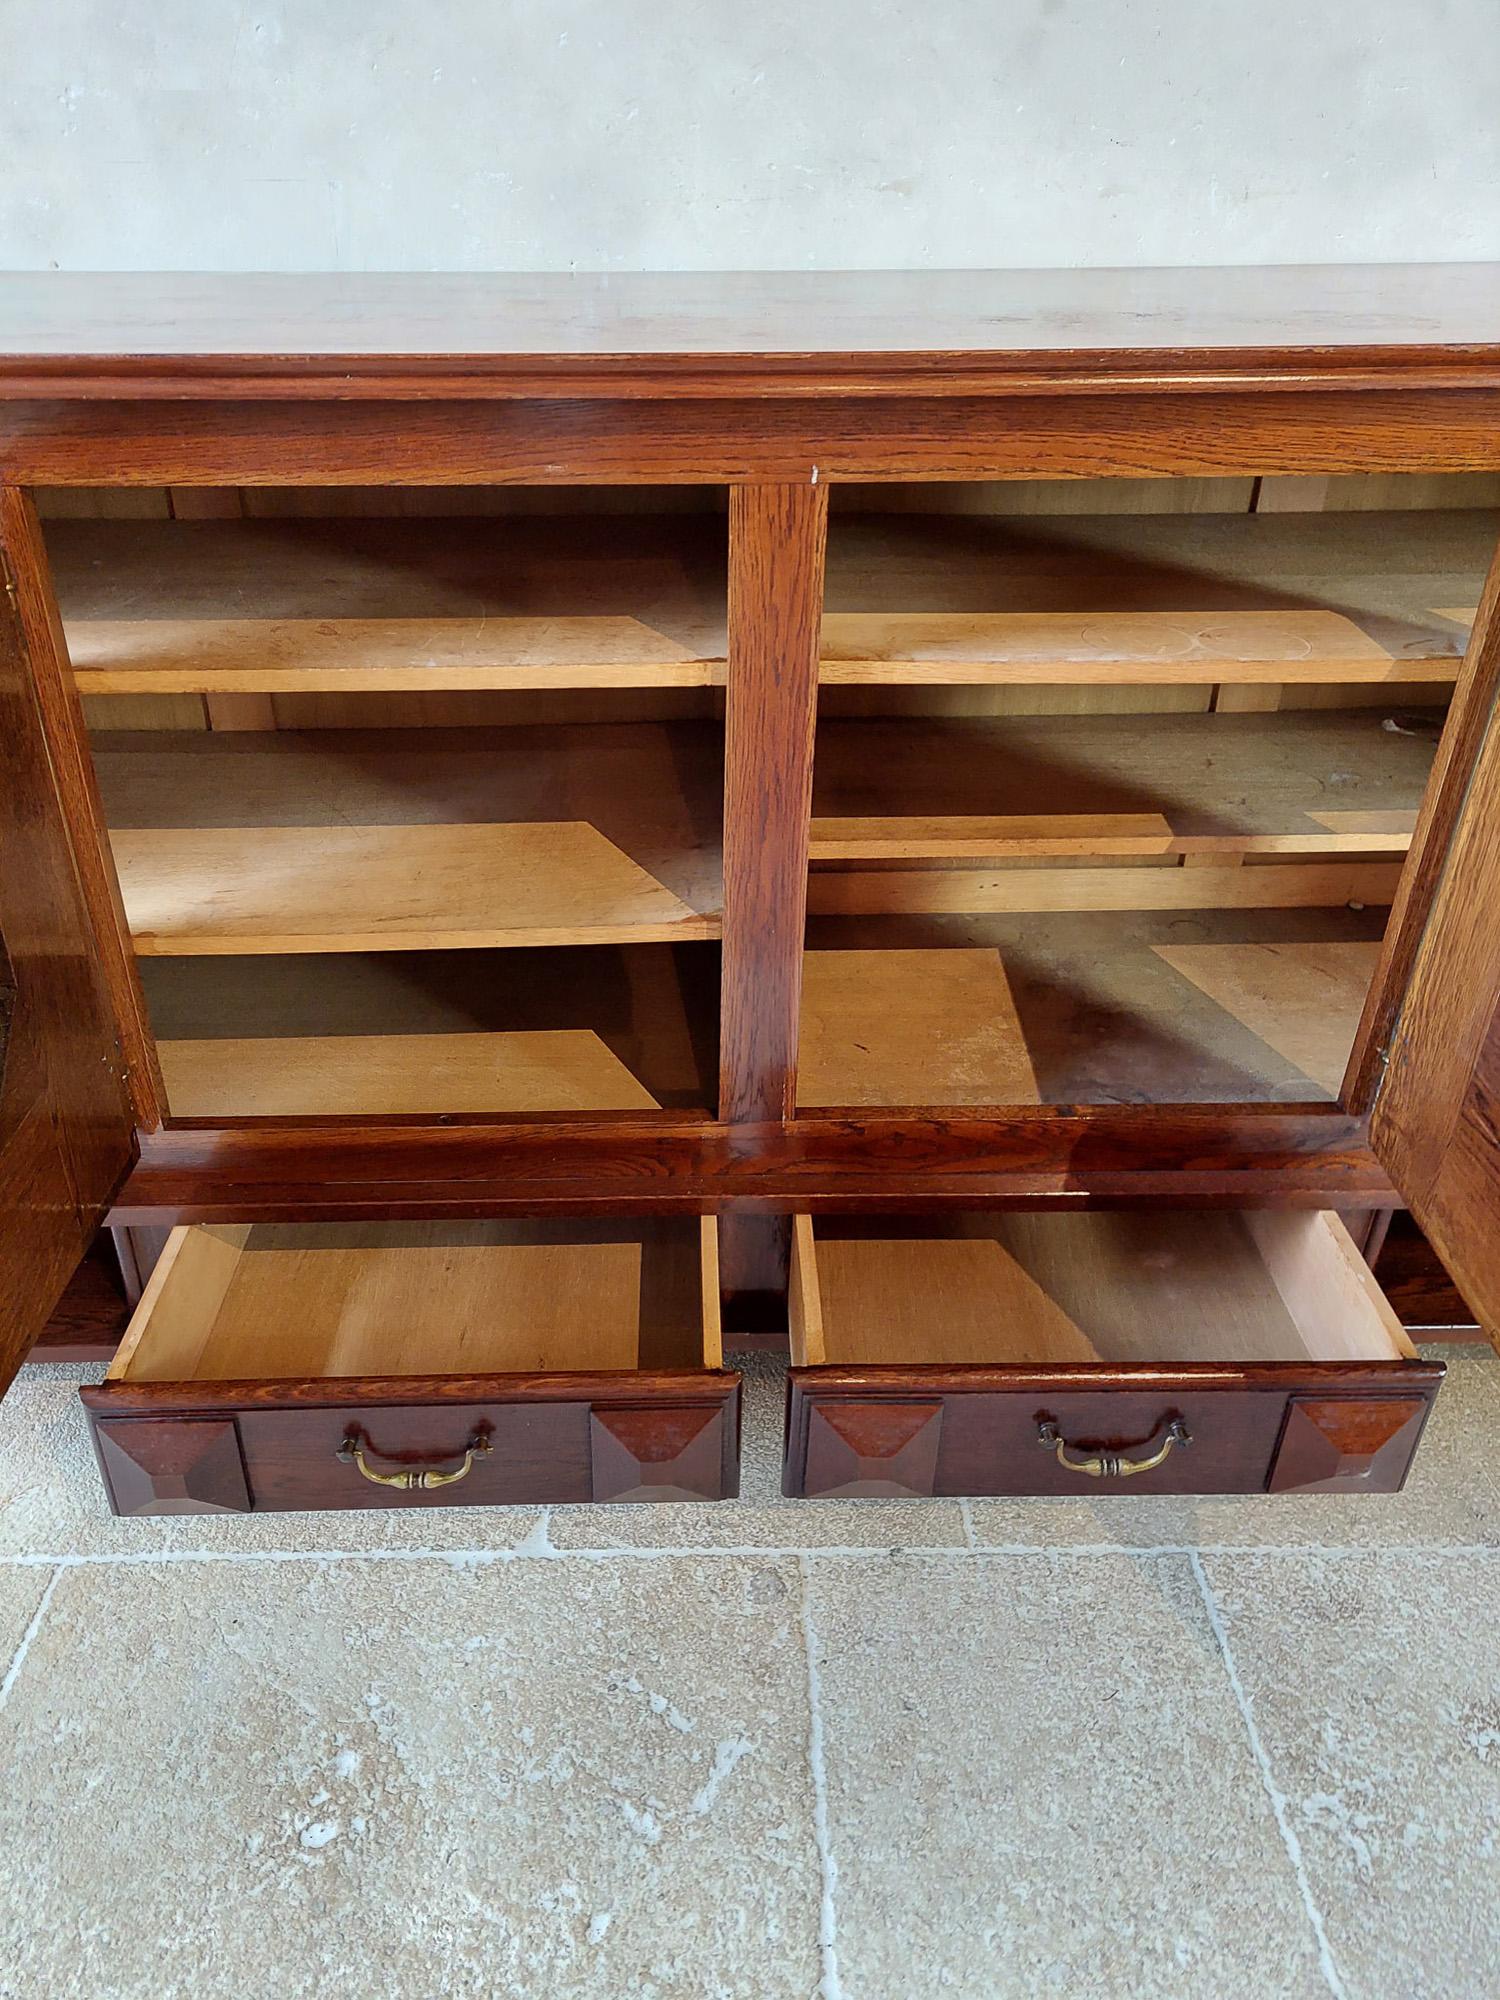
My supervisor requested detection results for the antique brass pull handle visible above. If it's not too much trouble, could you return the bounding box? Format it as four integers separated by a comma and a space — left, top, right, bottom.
336, 1428, 492, 1491
1036, 1417, 1190, 1479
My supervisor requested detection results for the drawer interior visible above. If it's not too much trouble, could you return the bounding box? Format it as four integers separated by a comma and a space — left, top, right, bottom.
790, 1209, 1414, 1368
109, 1218, 721, 1383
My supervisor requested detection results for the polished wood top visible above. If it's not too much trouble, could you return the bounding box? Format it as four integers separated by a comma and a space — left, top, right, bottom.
0, 266, 1497, 398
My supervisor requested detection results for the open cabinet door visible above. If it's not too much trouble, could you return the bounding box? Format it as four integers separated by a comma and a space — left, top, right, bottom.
1370, 552, 1500, 1342
0, 488, 136, 1393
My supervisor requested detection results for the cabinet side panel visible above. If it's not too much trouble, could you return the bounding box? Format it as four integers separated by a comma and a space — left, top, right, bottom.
1370, 543, 1500, 1339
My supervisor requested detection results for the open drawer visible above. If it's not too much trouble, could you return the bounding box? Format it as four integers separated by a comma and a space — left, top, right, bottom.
81, 1219, 738, 1515
785, 1210, 1442, 1499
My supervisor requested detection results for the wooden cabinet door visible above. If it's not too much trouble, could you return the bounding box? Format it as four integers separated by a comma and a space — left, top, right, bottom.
1370, 556, 1500, 1341
0, 489, 136, 1391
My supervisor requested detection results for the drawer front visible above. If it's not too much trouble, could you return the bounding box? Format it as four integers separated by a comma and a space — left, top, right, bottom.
87, 1381, 740, 1515
784, 1371, 1438, 1500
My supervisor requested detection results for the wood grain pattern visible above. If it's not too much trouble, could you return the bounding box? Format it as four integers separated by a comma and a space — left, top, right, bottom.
141, 943, 718, 1120
51, 507, 1486, 694
1369, 552, 1500, 1334
822, 507, 1489, 655
798, 949, 1039, 1108
719, 483, 827, 1123
1152, 942, 1382, 1096
75, 617, 723, 693
820, 610, 1456, 684
810, 709, 1436, 861
0, 488, 137, 1392
0, 487, 161, 1124
53, 513, 727, 693
9, 391, 1500, 488
716, 483, 825, 1309
1348, 534, 1500, 1113
107, 1106, 1397, 1223
113, 821, 718, 955
94, 720, 724, 955
806, 859, 1402, 917
801, 909, 1388, 1110
157, 1031, 664, 1117
812, 816, 1415, 858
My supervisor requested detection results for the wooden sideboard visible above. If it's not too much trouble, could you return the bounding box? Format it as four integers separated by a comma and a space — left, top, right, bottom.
2, 266, 1499, 1513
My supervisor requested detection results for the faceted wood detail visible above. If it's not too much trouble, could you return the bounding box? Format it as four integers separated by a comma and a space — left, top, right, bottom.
803, 1399, 943, 1498
93, 1416, 251, 1515
1268, 1396, 1429, 1493
589, 1403, 729, 1503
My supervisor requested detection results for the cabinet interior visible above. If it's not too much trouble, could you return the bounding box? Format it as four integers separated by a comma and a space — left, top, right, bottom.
109, 1217, 721, 1382
51, 492, 729, 1122
790, 1210, 1416, 1369
42, 476, 1492, 1127
801, 489, 1489, 1111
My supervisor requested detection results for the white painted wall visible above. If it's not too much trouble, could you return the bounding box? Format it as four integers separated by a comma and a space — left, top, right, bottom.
3, 0, 1497, 271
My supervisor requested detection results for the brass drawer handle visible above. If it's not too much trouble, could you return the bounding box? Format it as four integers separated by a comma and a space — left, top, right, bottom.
336, 1428, 492, 1491
1037, 1417, 1190, 1479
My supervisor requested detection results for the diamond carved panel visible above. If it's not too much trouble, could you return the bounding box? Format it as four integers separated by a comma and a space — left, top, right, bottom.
1268, 1396, 1429, 1494
589, 1403, 730, 1503
93, 1417, 251, 1515
802, 1398, 943, 1498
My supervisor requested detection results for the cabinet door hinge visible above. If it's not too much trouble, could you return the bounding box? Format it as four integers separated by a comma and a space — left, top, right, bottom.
1, 548, 17, 612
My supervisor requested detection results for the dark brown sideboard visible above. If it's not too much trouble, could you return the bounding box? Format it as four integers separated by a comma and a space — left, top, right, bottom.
2, 267, 1499, 1513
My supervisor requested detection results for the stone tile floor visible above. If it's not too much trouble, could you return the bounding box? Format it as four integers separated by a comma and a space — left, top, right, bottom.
2, 1345, 1498, 2000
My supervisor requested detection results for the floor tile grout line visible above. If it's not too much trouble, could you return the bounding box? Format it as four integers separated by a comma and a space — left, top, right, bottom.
1, 1539, 1498, 1569
1189, 1551, 1348, 2000
0, 1563, 62, 1710
796, 1553, 844, 2000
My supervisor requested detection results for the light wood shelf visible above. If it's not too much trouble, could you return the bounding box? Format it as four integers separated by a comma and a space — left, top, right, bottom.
808, 706, 1430, 913
140, 944, 718, 1117
95, 702, 1424, 954
820, 508, 1487, 684
55, 514, 728, 694
799, 909, 1386, 1108
53, 507, 1487, 697
812, 709, 1431, 858
94, 723, 723, 956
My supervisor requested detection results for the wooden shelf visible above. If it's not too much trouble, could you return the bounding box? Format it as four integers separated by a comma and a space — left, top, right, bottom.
54, 514, 728, 694
820, 508, 1488, 684
53, 507, 1488, 696
140, 945, 718, 1117
799, 908, 1386, 1108
809, 707, 1431, 913
94, 724, 723, 955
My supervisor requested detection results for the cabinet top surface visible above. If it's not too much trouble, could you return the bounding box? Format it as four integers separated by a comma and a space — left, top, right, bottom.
1, 265, 1497, 397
